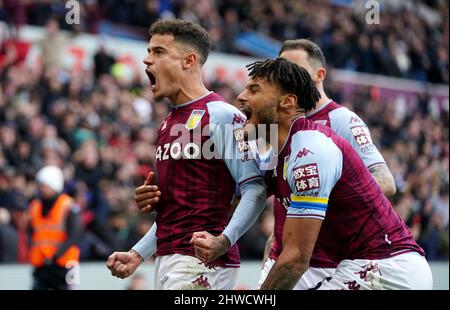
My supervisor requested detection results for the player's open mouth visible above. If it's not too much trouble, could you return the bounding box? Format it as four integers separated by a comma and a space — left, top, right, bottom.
239, 104, 252, 121
146, 69, 157, 91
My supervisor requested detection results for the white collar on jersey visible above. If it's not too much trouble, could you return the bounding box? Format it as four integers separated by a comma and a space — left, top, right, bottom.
171, 91, 213, 109
306, 99, 333, 118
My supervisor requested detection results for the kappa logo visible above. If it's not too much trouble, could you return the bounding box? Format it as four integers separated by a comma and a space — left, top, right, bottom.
185, 110, 206, 130
192, 275, 211, 289
296, 148, 314, 158
232, 113, 246, 125
354, 263, 382, 284
349, 115, 360, 124
344, 280, 361, 290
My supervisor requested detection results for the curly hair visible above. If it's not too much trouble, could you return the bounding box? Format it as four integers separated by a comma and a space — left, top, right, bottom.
246, 58, 321, 112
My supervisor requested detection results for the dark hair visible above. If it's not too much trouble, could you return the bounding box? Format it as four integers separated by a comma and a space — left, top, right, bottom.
279, 39, 326, 69
149, 19, 212, 65
246, 58, 320, 112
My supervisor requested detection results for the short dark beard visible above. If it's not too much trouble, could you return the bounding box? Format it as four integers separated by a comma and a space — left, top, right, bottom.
255, 100, 278, 142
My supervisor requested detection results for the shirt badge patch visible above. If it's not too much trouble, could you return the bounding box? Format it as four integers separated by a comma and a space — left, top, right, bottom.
185, 110, 206, 130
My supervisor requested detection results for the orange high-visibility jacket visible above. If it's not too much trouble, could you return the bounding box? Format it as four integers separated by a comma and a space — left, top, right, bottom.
29, 194, 80, 267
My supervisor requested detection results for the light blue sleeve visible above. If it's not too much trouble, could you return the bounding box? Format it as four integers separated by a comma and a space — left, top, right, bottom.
234, 140, 274, 198
222, 178, 267, 245
207, 101, 266, 245
329, 107, 385, 169
131, 223, 157, 259
207, 101, 264, 187
285, 131, 342, 220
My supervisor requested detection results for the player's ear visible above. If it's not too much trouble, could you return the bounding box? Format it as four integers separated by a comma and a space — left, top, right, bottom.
315, 67, 326, 83
183, 52, 197, 69
279, 94, 297, 111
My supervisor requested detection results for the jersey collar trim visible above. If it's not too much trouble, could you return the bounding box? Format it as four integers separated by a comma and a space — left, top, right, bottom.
171, 91, 213, 109
306, 99, 333, 118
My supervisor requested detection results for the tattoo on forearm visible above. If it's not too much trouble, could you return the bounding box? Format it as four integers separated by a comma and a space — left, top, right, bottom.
261, 261, 301, 290
216, 239, 229, 258
369, 164, 396, 197
211, 235, 231, 261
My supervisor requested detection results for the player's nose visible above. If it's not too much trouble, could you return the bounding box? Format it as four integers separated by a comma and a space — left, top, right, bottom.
143, 54, 154, 66
236, 90, 247, 103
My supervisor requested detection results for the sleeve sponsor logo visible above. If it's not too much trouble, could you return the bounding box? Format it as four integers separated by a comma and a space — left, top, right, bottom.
237, 140, 249, 153
350, 125, 372, 146
233, 129, 245, 141
233, 128, 249, 153
293, 163, 320, 192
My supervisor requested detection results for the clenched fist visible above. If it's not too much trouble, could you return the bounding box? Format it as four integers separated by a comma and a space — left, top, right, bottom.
190, 231, 231, 263
107, 250, 143, 279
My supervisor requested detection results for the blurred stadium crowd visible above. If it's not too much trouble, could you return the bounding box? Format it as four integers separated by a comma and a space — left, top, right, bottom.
0, 0, 449, 263
1, 0, 448, 83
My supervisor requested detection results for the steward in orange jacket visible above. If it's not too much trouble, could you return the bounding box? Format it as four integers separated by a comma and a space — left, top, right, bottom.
30, 166, 81, 290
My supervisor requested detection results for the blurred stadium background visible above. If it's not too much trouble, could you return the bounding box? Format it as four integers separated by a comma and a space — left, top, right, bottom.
0, 0, 448, 289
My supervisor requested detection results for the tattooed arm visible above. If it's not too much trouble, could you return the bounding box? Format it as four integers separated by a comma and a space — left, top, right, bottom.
369, 163, 396, 197
260, 218, 322, 290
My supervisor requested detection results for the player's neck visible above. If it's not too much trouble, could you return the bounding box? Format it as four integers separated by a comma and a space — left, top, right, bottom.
170, 76, 210, 105
313, 86, 330, 112
277, 111, 304, 151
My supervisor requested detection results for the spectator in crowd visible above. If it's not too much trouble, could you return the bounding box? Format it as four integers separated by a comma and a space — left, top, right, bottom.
94, 45, 116, 79
38, 18, 66, 69
0, 192, 30, 263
